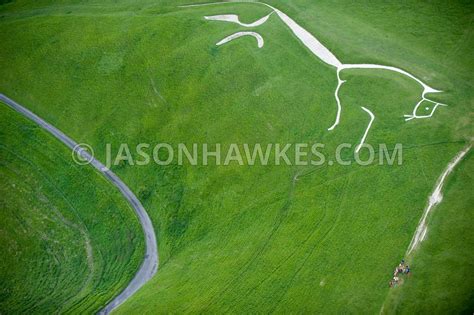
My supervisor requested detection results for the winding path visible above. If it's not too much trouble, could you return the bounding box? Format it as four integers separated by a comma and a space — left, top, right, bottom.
406, 144, 471, 255
0, 93, 158, 314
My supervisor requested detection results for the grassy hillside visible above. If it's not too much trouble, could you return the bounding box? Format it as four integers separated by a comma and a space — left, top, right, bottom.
0, 105, 144, 313
383, 152, 474, 314
0, 0, 472, 313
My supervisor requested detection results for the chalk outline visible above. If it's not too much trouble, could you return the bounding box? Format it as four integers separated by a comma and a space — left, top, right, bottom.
355, 107, 375, 153
181, 1, 447, 146
216, 31, 264, 48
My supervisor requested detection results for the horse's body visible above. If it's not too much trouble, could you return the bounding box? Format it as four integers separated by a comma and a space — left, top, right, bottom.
182, 1, 446, 151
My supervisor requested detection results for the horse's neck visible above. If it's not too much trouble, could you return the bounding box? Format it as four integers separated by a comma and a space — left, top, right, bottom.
269, 6, 342, 68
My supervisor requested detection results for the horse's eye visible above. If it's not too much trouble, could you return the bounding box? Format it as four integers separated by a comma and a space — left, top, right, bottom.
414, 100, 435, 117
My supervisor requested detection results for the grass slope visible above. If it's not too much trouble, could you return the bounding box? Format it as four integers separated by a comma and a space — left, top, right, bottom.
0, 0, 472, 313
0, 105, 144, 313
383, 152, 474, 314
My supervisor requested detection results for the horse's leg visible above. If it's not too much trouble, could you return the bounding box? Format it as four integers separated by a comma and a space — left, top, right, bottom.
355, 106, 375, 153
328, 69, 346, 131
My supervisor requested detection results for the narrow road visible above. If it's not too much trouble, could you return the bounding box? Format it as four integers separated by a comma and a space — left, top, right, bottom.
0, 93, 158, 314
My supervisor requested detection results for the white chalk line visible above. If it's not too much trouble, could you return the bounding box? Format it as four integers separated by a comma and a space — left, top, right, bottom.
216, 31, 264, 48
183, 1, 445, 134
340, 64, 441, 94
404, 97, 447, 121
184, 2, 440, 92
328, 69, 345, 131
181, 1, 343, 67
327, 64, 444, 130
355, 107, 375, 153
205, 12, 272, 27
269, 6, 343, 68
406, 145, 471, 255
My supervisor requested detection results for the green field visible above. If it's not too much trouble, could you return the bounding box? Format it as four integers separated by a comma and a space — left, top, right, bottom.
0, 0, 472, 313
0, 106, 144, 313
383, 151, 473, 314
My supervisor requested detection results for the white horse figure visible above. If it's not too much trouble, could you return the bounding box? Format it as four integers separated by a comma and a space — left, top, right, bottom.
181, 1, 447, 152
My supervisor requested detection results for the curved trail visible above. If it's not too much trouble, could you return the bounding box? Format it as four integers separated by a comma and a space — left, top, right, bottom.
406, 144, 471, 255
0, 94, 158, 314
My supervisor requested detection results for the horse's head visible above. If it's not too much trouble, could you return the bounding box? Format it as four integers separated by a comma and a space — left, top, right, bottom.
404, 94, 447, 122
